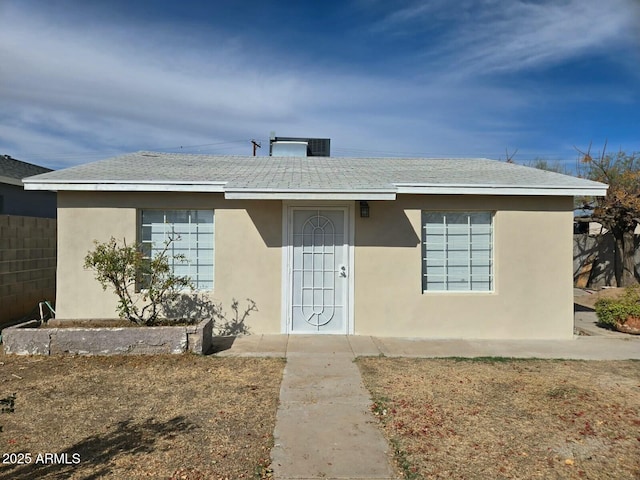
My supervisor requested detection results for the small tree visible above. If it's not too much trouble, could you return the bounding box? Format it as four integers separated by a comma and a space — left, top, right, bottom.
84, 237, 192, 326
577, 144, 640, 287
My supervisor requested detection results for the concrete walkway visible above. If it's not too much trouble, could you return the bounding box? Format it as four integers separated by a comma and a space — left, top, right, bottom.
213, 329, 639, 479
269, 336, 397, 480
214, 331, 640, 361
574, 309, 634, 338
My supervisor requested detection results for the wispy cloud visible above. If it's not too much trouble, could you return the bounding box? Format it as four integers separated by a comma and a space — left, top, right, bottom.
0, 5, 352, 164
374, 0, 639, 76
0, 0, 637, 169
1, 12, 300, 126
0, 2, 529, 165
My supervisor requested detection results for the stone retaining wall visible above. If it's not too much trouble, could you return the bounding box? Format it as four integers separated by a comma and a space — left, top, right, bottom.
2, 318, 212, 355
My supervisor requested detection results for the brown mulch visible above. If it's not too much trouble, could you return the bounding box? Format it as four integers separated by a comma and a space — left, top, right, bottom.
0, 353, 284, 480
358, 358, 640, 480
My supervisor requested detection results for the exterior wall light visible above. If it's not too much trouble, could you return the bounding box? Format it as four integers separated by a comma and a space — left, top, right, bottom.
360, 201, 370, 218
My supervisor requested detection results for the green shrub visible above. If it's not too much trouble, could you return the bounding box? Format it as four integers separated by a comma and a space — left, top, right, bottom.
594, 286, 640, 328
84, 237, 192, 326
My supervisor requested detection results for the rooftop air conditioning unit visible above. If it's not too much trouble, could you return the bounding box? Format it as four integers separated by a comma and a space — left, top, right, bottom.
270, 141, 309, 157
269, 135, 330, 157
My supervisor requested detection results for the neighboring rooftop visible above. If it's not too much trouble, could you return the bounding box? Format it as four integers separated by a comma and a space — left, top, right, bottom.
23, 151, 608, 199
0, 154, 53, 186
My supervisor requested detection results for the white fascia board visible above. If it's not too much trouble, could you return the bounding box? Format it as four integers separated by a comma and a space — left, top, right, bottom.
395, 184, 608, 197
23, 180, 227, 192
224, 189, 396, 200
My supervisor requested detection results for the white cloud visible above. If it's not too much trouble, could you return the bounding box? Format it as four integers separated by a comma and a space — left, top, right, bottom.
375, 0, 639, 76
3, 3, 516, 164
0, 0, 637, 169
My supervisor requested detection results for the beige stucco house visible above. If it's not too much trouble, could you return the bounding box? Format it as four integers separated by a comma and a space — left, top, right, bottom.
23, 152, 607, 339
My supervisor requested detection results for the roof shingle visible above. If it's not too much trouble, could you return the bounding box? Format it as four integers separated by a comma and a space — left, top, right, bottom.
23, 151, 607, 197
1, 154, 52, 183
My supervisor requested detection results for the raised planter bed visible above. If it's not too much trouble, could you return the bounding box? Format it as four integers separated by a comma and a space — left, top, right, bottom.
2, 318, 212, 355
617, 316, 640, 335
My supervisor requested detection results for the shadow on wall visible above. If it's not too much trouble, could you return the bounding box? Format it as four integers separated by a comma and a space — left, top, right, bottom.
354, 204, 420, 247
245, 205, 282, 248
573, 233, 640, 287
162, 294, 257, 336
249, 201, 422, 248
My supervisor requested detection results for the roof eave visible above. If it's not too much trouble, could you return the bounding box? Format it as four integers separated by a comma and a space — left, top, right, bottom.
395, 184, 608, 196
224, 189, 397, 200
23, 180, 227, 193
22, 180, 609, 198
0, 175, 24, 186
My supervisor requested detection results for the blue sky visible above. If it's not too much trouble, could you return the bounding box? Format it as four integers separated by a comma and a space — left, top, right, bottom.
1, 0, 638, 170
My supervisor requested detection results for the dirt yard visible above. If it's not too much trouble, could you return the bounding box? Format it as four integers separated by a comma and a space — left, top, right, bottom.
358, 358, 640, 480
0, 354, 284, 480
574, 287, 627, 310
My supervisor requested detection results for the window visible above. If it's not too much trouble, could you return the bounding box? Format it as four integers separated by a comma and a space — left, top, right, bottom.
140, 210, 214, 290
422, 212, 493, 292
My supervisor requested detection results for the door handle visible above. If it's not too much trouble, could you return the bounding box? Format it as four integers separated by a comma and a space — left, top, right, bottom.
339, 265, 347, 277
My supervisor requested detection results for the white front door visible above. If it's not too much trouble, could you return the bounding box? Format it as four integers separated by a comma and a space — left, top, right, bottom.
289, 208, 349, 334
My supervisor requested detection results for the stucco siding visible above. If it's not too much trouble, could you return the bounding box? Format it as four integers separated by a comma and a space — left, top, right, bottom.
56, 192, 574, 339
57, 203, 135, 319
56, 192, 282, 333
353, 195, 574, 339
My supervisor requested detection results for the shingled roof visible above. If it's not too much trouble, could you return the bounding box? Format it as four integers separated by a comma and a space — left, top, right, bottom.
0, 154, 53, 186
23, 151, 607, 199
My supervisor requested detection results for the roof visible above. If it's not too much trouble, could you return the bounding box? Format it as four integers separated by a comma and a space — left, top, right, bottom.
23, 151, 608, 199
0, 154, 53, 186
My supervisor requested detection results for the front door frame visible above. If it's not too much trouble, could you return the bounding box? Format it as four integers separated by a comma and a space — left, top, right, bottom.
281, 201, 355, 334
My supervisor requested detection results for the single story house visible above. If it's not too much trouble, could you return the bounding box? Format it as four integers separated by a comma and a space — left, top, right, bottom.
23, 151, 607, 339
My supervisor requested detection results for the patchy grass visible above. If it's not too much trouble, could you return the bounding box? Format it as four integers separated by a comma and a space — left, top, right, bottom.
0, 353, 284, 480
358, 358, 640, 480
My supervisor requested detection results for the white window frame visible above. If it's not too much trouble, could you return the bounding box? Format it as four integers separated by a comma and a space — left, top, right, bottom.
422, 211, 494, 293
139, 209, 215, 291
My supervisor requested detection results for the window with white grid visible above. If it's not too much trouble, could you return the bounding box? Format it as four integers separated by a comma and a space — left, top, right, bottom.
140, 210, 214, 291
422, 212, 493, 292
